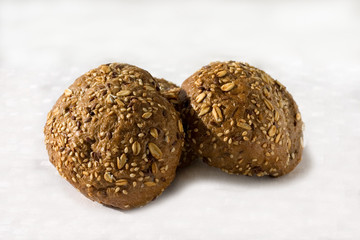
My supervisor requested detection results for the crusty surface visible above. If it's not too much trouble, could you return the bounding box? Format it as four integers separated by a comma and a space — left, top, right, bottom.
179, 61, 303, 177
44, 63, 184, 209
155, 78, 193, 167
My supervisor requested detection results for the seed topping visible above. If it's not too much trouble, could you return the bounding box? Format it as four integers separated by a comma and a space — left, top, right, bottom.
220, 82, 235, 92
212, 105, 223, 122
132, 141, 141, 155
196, 92, 207, 103
148, 143, 163, 159
199, 105, 211, 116
117, 90, 131, 96
216, 70, 227, 77
142, 112, 152, 119
268, 125, 277, 137
150, 128, 159, 138
64, 89, 72, 96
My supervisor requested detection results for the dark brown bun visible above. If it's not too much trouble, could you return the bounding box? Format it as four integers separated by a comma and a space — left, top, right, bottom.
179, 61, 303, 177
44, 63, 184, 209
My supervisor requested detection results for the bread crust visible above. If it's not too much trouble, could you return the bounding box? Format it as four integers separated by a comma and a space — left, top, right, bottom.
180, 61, 303, 177
44, 63, 184, 209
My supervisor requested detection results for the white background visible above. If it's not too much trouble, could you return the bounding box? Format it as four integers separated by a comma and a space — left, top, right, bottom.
1, 0, 360, 239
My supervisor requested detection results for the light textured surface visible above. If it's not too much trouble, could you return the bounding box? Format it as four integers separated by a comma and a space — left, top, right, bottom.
1, 0, 360, 239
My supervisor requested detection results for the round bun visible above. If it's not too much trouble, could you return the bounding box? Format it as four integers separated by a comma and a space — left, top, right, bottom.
179, 61, 303, 177
44, 63, 184, 209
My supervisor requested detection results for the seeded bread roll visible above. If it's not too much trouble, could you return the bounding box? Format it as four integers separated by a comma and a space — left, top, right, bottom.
179, 61, 303, 177
155, 78, 195, 167
44, 63, 184, 209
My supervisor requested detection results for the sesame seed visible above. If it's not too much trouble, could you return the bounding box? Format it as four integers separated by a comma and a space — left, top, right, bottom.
152, 162, 158, 174
287, 139, 292, 150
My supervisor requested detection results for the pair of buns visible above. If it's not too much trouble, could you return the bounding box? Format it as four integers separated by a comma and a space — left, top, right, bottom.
44, 61, 303, 210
